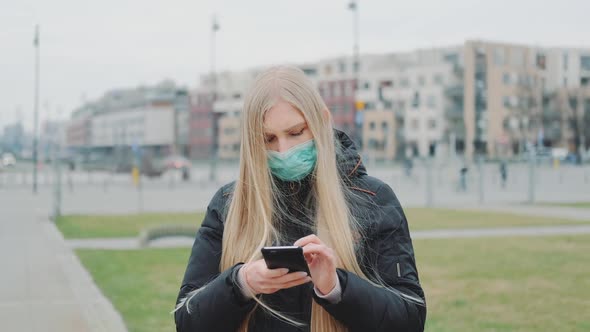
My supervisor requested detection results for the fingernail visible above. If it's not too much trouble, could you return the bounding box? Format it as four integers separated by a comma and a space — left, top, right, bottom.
298, 272, 308, 277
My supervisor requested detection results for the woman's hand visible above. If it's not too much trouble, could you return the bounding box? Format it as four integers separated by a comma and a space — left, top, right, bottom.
294, 234, 339, 295
240, 259, 311, 295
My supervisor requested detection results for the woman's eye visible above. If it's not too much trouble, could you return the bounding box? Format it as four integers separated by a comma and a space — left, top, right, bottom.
265, 136, 276, 143
291, 129, 305, 136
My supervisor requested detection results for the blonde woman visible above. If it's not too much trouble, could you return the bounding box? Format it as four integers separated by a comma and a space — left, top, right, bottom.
174, 66, 426, 331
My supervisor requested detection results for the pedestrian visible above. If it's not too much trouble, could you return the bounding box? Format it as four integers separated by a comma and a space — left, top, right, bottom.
173, 66, 426, 332
499, 161, 508, 188
459, 164, 468, 191
404, 157, 413, 178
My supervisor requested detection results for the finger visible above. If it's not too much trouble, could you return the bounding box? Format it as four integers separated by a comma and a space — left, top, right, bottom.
264, 267, 290, 278
279, 276, 312, 290
270, 271, 309, 285
294, 234, 323, 247
301, 243, 333, 258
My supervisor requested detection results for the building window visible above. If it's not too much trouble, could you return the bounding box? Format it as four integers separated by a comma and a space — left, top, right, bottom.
581, 56, 590, 71
564, 77, 568, 87
400, 77, 410, 88
345, 81, 354, 96
503, 96, 511, 108
412, 92, 421, 108
563, 53, 569, 70
444, 53, 459, 65
333, 83, 341, 97
363, 82, 371, 90
427, 95, 436, 109
382, 122, 388, 132
411, 119, 419, 130
339, 62, 346, 73
494, 48, 505, 66
510, 49, 525, 67
418, 76, 426, 86
503, 72, 511, 85
536, 53, 546, 69
324, 65, 333, 75
434, 74, 444, 85
383, 100, 393, 109
369, 121, 376, 130
302, 68, 317, 76
428, 119, 437, 129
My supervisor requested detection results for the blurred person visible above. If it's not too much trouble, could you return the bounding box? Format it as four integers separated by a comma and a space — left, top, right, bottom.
459, 164, 468, 192
499, 161, 508, 189
173, 66, 426, 331
404, 157, 414, 178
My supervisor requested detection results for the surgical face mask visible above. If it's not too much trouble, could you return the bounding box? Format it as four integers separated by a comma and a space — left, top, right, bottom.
267, 139, 317, 181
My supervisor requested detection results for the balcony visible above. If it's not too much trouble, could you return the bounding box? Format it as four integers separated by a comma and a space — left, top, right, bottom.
445, 84, 464, 98
445, 107, 464, 120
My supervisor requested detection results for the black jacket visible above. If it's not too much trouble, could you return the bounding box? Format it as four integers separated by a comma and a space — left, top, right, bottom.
175, 130, 426, 331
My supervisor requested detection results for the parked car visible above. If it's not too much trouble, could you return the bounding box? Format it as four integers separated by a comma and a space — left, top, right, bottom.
1, 153, 16, 167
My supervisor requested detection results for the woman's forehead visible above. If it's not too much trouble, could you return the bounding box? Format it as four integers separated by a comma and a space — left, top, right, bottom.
263, 101, 306, 132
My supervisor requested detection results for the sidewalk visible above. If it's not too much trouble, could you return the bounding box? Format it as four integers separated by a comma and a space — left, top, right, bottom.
0, 203, 127, 332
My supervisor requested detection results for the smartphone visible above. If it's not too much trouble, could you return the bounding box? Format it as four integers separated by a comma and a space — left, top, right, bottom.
261, 246, 311, 275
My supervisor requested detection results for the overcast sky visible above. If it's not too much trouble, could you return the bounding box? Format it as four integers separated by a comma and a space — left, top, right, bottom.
1, 0, 589, 131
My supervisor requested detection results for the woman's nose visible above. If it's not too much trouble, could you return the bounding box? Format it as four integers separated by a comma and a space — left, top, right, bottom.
277, 139, 294, 153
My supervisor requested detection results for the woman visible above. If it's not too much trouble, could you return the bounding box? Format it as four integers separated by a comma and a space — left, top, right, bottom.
174, 66, 426, 331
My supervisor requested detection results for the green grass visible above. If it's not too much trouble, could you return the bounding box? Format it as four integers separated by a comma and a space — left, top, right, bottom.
77, 248, 190, 332
417, 235, 590, 332
538, 202, 590, 209
77, 235, 590, 332
403, 208, 589, 231
56, 212, 204, 238
58, 209, 590, 239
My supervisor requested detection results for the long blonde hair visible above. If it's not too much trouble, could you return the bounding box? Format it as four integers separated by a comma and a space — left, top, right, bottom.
222, 65, 368, 331
176, 65, 422, 331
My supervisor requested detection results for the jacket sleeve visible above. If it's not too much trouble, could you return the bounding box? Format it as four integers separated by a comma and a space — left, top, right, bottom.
174, 187, 256, 331
314, 182, 427, 332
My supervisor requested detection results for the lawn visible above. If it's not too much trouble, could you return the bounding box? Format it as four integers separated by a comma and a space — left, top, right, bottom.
56, 212, 204, 238
77, 234, 590, 332
539, 202, 590, 209
57, 208, 589, 239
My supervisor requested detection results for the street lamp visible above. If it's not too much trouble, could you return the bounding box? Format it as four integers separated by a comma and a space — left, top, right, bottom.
33, 25, 40, 194
348, 1, 360, 147
209, 15, 220, 182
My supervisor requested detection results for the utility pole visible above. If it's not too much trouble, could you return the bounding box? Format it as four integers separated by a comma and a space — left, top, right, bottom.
209, 15, 220, 182
33, 25, 40, 194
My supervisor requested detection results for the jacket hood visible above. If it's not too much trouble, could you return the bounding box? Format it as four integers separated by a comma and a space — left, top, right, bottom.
334, 129, 367, 180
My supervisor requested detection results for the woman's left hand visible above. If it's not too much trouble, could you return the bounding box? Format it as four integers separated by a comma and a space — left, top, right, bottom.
293, 234, 338, 295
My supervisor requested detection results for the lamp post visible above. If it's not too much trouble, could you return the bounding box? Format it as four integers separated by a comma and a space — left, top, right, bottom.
348, 1, 361, 147
209, 15, 220, 182
33, 25, 40, 194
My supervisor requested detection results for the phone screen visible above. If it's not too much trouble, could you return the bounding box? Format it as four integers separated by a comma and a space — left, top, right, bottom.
261, 246, 310, 275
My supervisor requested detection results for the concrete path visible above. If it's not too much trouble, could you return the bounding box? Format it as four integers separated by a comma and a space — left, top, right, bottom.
66, 224, 590, 250
0, 204, 127, 332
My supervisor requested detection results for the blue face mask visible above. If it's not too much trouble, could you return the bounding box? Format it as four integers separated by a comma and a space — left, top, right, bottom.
267, 139, 317, 181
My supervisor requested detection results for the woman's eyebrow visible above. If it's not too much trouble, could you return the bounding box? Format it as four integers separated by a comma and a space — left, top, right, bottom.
283, 122, 306, 132
263, 122, 306, 135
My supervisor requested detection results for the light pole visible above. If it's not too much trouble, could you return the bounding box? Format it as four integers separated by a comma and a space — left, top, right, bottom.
209, 15, 220, 182
348, 1, 360, 147
33, 25, 40, 194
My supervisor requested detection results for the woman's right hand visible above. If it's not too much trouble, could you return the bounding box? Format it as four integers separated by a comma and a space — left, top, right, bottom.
240, 259, 311, 295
